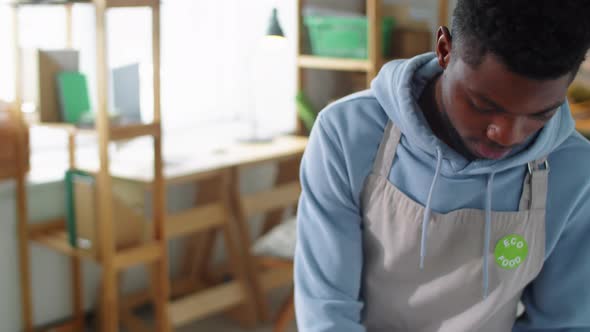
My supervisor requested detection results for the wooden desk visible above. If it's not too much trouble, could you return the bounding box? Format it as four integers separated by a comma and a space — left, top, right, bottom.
23, 134, 306, 330
113, 135, 307, 329
77, 135, 308, 185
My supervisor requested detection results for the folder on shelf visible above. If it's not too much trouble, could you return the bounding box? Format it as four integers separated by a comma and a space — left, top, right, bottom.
56, 71, 92, 125
65, 170, 94, 248
35, 49, 80, 123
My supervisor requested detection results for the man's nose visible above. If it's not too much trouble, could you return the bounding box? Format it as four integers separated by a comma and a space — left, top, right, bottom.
486, 117, 524, 148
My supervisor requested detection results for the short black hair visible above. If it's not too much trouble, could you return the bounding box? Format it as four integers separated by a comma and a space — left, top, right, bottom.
451, 0, 590, 80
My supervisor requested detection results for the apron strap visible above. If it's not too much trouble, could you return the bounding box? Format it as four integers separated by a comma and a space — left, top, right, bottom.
518, 157, 550, 211
373, 121, 401, 178
375, 120, 549, 211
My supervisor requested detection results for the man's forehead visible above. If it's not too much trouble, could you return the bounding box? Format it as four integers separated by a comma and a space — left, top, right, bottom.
454, 54, 570, 114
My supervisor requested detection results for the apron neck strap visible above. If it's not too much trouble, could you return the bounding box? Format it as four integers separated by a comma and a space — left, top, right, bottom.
373, 121, 401, 178
375, 121, 550, 211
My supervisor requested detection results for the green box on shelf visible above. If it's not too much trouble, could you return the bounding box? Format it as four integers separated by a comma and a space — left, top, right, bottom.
304, 15, 396, 59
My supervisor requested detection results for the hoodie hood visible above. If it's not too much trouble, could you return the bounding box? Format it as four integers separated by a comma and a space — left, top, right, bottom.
371, 52, 575, 176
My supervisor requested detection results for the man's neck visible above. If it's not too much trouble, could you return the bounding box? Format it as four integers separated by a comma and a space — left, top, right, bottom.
418, 75, 475, 160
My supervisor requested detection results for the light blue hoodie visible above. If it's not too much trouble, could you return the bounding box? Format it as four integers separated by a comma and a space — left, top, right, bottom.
294, 52, 590, 331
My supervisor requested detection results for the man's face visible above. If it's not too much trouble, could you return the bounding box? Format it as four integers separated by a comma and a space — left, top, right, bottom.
438, 49, 571, 160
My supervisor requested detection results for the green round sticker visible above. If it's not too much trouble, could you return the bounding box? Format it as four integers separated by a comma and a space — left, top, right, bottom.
494, 234, 528, 270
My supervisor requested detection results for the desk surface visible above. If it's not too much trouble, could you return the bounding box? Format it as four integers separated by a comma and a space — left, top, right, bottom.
78, 135, 308, 185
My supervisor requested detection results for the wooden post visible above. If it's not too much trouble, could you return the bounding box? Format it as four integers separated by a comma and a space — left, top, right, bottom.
15, 123, 33, 332
366, 0, 382, 86
12, 5, 22, 108
94, 1, 118, 331
295, 0, 306, 135
65, 3, 73, 48
12, 5, 34, 332
228, 167, 267, 323
272, 289, 295, 332
259, 157, 301, 236
181, 177, 220, 283
223, 169, 260, 326
68, 131, 85, 328
149, 0, 171, 331
16, 150, 32, 332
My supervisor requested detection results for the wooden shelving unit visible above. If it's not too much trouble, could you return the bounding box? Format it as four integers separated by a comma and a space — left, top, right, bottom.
11, 1, 169, 331
295, 0, 386, 132
293, 0, 386, 135
295, 0, 451, 133
297, 55, 371, 72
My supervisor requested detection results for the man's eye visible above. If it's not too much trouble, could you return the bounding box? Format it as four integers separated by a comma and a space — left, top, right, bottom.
468, 99, 494, 115
532, 112, 554, 121
532, 108, 558, 121
474, 106, 494, 114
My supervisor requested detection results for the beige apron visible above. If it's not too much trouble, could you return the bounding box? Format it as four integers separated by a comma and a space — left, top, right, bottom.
361, 121, 547, 332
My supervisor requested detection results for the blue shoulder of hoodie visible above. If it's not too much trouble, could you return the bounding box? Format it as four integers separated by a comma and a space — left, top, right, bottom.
294, 92, 388, 331
514, 131, 590, 331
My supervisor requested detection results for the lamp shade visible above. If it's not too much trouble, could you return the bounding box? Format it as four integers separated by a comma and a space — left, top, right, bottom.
266, 7, 284, 37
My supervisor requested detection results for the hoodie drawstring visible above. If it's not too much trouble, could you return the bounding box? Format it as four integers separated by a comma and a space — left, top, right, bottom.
418, 148, 496, 299
483, 172, 495, 299
420, 147, 443, 270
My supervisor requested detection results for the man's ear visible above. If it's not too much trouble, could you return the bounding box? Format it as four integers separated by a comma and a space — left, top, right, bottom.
435, 26, 453, 69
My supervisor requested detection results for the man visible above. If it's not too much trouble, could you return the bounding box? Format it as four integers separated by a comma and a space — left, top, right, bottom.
295, 1, 590, 331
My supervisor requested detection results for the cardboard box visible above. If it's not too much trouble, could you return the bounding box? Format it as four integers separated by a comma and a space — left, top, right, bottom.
72, 174, 147, 256
21, 49, 80, 123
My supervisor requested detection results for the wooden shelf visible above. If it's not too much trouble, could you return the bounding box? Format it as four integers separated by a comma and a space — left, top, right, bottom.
35, 122, 77, 132
0, 169, 19, 181
29, 228, 96, 261
297, 55, 371, 72
29, 223, 163, 270
8, 0, 91, 6
575, 118, 590, 134
9, 0, 157, 8
103, 0, 156, 8
110, 122, 160, 141
27, 218, 66, 236
38, 121, 161, 140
